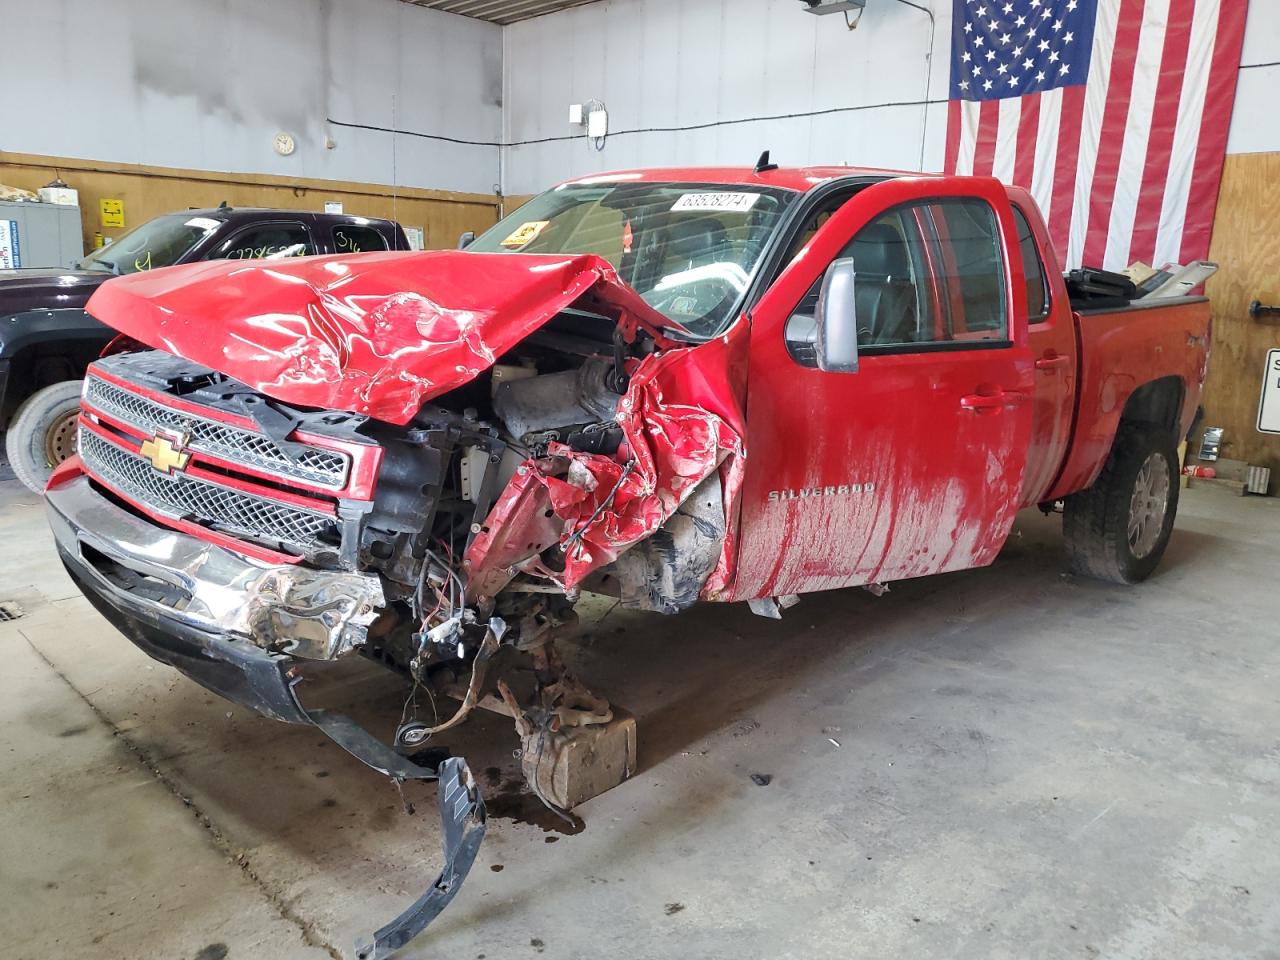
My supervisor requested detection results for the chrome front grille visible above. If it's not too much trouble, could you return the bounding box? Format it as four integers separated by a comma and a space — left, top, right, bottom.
78, 429, 338, 554
84, 375, 349, 490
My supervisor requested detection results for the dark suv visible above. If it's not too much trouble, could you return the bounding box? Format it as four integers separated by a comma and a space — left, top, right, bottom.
0, 207, 409, 491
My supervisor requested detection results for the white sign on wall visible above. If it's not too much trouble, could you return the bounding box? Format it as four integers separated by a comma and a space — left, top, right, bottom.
0, 220, 20, 269
1259, 348, 1280, 435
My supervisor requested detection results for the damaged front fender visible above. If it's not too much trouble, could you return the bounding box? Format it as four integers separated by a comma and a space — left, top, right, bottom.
466, 330, 749, 605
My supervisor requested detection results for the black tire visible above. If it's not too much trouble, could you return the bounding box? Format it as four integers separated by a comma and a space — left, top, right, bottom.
1062, 426, 1180, 584
4, 380, 83, 494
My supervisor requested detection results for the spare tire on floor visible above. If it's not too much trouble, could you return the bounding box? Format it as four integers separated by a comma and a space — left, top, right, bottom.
4, 380, 83, 494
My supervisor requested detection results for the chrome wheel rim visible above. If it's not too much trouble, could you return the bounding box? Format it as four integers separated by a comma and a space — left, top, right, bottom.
44, 408, 79, 468
1128, 452, 1170, 559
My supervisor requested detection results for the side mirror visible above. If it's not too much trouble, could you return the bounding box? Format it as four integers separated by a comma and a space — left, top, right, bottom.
457, 231, 476, 250
814, 257, 859, 373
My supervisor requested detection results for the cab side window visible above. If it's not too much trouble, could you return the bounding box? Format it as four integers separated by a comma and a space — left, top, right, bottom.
788, 205, 937, 357
1012, 206, 1051, 322
837, 209, 936, 347
214, 222, 314, 261
332, 224, 390, 254
782, 194, 851, 266
931, 200, 1008, 339
787, 198, 1011, 365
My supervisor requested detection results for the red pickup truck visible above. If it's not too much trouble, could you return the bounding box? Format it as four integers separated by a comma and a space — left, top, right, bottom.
44, 166, 1210, 957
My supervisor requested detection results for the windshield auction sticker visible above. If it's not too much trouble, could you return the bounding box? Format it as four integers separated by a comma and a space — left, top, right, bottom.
671, 192, 761, 213
501, 220, 550, 248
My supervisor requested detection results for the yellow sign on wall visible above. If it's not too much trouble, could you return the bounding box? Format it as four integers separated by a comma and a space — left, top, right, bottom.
100, 198, 125, 229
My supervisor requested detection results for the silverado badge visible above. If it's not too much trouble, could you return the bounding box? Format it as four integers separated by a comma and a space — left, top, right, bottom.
139, 433, 191, 474
767, 482, 876, 502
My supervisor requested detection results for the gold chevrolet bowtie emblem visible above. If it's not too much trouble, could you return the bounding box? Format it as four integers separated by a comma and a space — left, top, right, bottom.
139, 433, 191, 474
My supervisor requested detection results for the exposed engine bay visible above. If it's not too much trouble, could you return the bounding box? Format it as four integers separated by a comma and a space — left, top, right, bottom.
360, 310, 633, 669
343, 309, 655, 812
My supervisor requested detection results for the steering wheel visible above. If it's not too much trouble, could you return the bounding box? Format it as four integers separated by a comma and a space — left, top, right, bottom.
643, 267, 746, 334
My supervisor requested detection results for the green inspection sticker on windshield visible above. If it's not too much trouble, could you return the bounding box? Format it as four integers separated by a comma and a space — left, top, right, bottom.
670, 192, 761, 213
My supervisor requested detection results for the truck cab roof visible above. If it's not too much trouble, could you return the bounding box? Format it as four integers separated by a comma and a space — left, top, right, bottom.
559, 164, 910, 192
179, 207, 402, 228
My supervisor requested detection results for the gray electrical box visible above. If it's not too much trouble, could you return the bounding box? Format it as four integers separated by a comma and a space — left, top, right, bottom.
0, 200, 84, 269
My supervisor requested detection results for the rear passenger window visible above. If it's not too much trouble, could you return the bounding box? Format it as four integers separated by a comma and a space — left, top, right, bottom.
332, 225, 389, 254
1012, 206, 1051, 321
215, 223, 314, 261
931, 200, 1008, 339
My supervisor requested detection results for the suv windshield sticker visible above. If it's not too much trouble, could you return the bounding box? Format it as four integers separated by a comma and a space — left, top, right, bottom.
226, 243, 309, 260
500, 220, 550, 248
670, 192, 761, 213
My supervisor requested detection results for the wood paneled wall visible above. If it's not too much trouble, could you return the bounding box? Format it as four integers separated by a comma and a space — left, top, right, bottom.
504, 195, 536, 213
0, 152, 502, 254
1201, 152, 1280, 478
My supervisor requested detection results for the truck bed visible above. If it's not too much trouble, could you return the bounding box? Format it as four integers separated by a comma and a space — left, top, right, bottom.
1047, 294, 1211, 502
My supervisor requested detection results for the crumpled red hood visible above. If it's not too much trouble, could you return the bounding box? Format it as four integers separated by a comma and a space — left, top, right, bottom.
84, 250, 672, 424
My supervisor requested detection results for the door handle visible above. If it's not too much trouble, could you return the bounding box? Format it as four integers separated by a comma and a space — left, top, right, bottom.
1034, 353, 1071, 371
960, 390, 1028, 411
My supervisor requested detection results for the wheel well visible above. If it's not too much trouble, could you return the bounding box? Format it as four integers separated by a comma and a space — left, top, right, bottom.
1118, 376, 1184, 439
1, 341, 102, 424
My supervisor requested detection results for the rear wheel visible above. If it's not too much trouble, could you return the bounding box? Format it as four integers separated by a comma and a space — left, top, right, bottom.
1063, 427, 1180, 584
4, 380, 82, 494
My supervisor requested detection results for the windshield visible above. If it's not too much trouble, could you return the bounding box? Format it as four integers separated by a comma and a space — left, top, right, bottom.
79, 213, 222, 275
469, 181, 798, 338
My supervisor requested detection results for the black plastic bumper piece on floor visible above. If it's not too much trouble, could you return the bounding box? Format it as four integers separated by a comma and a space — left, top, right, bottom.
61, 552, 489, 959
355, 756, 487, 960
296, 708, 488, 957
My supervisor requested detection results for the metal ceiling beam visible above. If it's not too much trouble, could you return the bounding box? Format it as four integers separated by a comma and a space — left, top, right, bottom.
401, 0, 604, 25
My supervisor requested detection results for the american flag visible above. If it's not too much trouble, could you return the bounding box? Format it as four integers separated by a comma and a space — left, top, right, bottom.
943, 0, 1247, 272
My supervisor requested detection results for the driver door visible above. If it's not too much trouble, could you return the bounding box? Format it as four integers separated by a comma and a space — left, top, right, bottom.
730, 177, 1034, 601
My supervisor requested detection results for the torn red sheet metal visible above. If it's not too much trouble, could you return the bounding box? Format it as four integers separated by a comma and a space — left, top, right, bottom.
463, 465, 565, 602
466, 334, 748, 598
83, 251, 675, 425
661, 329, 750, 601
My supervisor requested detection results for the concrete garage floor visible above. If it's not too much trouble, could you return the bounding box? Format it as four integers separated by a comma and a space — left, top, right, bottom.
2, 469, 1279, 960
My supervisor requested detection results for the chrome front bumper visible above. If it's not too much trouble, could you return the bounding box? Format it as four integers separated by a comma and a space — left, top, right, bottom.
46, 474, 385, 661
